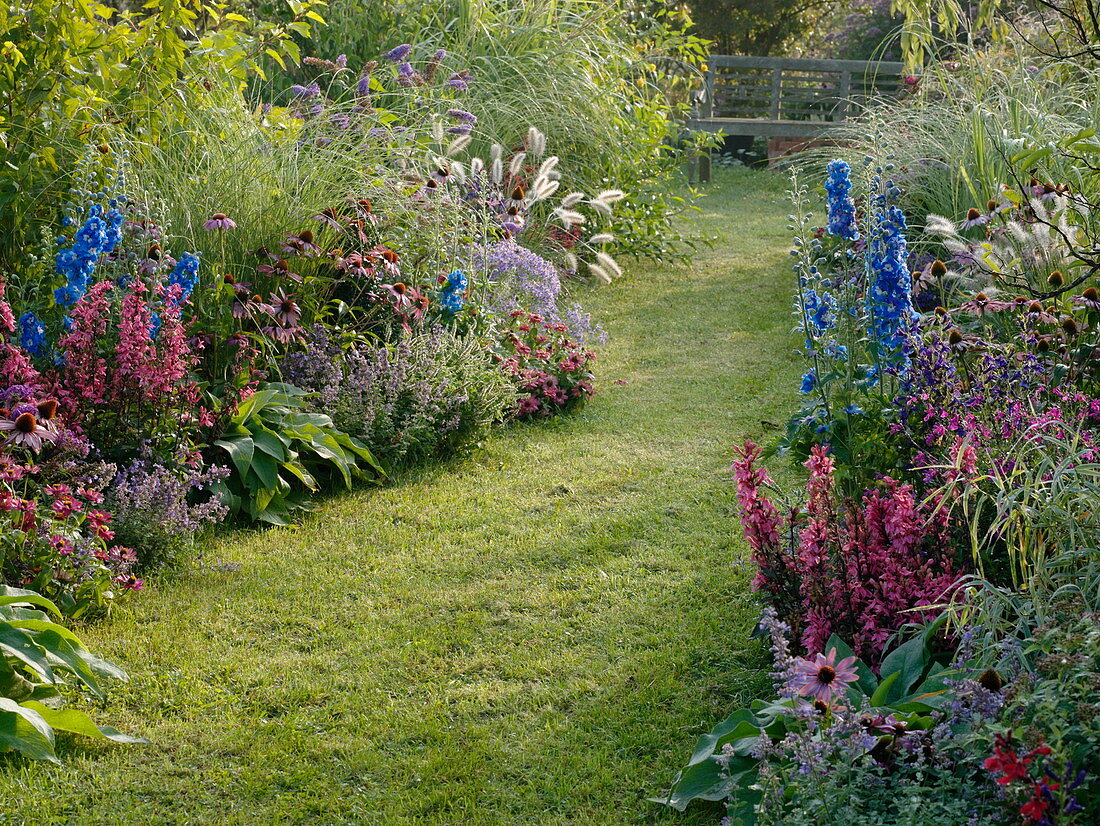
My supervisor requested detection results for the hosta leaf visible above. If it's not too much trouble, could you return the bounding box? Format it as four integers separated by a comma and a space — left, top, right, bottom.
20, 702, 149, 745
0, 698, 58, 763
33, 629, 124, 699
0, 624, 54, 683
215, 436, 255, 480
0, 587, 60, 614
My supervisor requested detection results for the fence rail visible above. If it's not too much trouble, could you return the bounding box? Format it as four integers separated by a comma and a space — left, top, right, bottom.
688, 55, 907, 138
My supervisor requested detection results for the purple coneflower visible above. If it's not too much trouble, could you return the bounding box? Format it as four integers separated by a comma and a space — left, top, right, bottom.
267, 290, 302, 327
203, 213, 237, 231
1075, 286, 1100, 313
958, 207, 989, 230
0, 411, 59, 452
789, 648, 859, 704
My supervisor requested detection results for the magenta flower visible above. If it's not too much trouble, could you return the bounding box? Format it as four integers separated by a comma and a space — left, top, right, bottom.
789, 647, 859, 703
203, 212, 237, 231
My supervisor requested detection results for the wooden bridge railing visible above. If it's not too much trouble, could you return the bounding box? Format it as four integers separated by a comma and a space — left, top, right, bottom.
687, 55, 907, 138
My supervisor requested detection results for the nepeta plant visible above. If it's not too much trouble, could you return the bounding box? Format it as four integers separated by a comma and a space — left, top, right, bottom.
282, 324, 513, 469
105, 456, 230, 570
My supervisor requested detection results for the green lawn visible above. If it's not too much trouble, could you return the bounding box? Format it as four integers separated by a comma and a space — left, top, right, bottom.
0, 167, 802, 824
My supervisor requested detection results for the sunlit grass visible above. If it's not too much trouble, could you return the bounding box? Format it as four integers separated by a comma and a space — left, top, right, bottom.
0, 167, 801, 824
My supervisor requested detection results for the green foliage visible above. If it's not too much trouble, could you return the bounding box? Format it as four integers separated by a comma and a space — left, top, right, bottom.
892, 0, 1007, 68
211, 382, 384, 524
683, 0, 839, 56
297, 0, 712, 261
998, 608, 1100, 815
818, 41, 1100, 231
0, 0, 324, 271
0, 585, 145, 763
658, 622, 956, 815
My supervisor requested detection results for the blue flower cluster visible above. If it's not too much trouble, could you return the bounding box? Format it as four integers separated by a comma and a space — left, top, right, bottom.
824, 159, 860, 241
439, 269, 467, 314
866, 193, 915, 368
18, 311, 48, 358
802, 288, 836, 335
168, 252, 201, 303
55, 203, 124, 307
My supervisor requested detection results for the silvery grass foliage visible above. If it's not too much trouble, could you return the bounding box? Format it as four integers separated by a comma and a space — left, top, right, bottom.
804, 31, 1100, 227
923, 188, 1092, 300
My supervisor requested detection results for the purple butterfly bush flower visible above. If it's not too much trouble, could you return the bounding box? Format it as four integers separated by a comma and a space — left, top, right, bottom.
290, 82, 321, 99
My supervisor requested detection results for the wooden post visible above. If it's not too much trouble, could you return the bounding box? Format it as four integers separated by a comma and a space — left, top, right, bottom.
770, 67, 782, 120
837, 70, 852, 122
701, 64, 715, 120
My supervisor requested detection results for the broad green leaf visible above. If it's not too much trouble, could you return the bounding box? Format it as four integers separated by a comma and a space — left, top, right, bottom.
0, 624, 54, 682
215, 435, 255, 480
869, 671, 901, 708
0, 698, 57, 763
878, 635, 929, 701
20, 702, 149, 745
251, 427, 289, 459
823, 635, 876, 695
33, 629, 123, 699
0, 587, 60, 615
248, 451, 280, 492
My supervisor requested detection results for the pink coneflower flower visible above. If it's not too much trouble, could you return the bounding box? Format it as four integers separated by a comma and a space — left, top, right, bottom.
1075, 286, 1100, 313
203, 213, 237, 231
266, 290, 301, 327
385, 282, 412, 309
281, 230, 319, 257
0, 411, 59, 451
958, 207, 989, 230
789, 647, 859, 703
962, 292, 1010, 318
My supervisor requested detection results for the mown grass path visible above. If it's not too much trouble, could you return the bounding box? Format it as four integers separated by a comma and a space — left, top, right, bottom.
0, 168, 801, 824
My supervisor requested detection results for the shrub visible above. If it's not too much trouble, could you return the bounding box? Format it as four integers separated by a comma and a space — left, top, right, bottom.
282, 325, 515, 470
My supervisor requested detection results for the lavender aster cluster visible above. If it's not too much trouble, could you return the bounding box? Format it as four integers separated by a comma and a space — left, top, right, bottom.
473, 240, 605, 344
825, 159, 860, 241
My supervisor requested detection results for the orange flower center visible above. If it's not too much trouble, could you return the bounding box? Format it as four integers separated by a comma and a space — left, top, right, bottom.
15, 412, 37, 433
